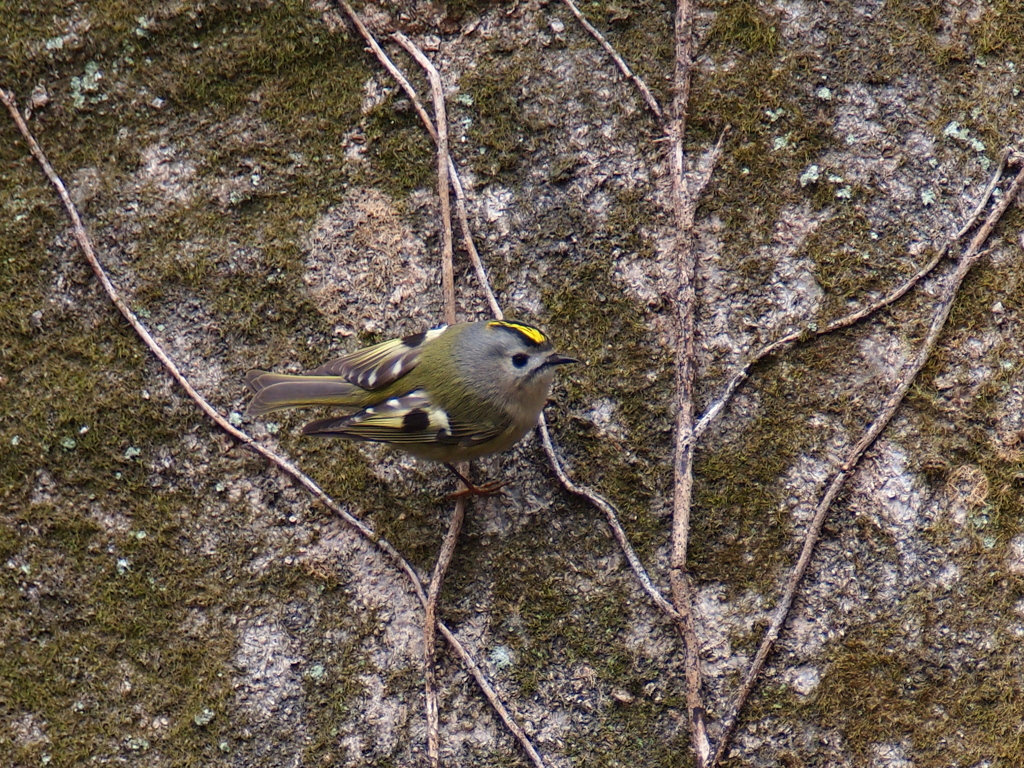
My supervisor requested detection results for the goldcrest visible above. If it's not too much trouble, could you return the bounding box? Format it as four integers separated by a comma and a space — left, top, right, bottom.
244, 320, 576, 489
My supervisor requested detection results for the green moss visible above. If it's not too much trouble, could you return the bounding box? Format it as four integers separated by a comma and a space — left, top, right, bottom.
359, 100, 436, 197
0, 491, 239, 767
460, 44, 547, 180
0, 1, 388, 762
474, 509, 691, 763
571, 0, 674, 109
564, 700, 690, 766
140, 2, 369, 139
442, 0, 506, 24
705, 0, 780, 56
538, 199, 675, 558
690, 4, 834, 278
810, 606, 1024, 765
972, 0, 1024, 57
804, 209, 914, 317
483, 514, 652, 688
690, 354, 815, 583
300, 589, 383, 763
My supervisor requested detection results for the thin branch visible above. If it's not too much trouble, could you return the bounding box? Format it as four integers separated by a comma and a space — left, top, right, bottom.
538, 415, 681, 622
447, 165, 503, 319
424, 497, 466, 766
693, 147, 1013, 445
665, 0, 714, 763
710, 156, 1024, 767
337, 0, 436, 134
556, 4, 728, 762
0, 85, 546, 768
435, 622, 547, 767
559, 0, 664, 121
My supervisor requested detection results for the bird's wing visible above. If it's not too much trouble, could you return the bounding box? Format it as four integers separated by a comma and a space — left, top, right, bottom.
308, 326, 448, 391
301, 389, 505, 447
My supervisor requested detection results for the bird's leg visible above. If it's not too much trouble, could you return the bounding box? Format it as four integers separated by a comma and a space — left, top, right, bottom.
444, 463, 506, 498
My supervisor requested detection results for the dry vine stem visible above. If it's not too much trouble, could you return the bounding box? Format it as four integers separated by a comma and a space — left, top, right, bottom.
423, 499, 465, 768
710, 156, 1024, 767
0, 86, 546, 768
666, 0, 718, 762
559, 0, 664, 120
389, 30, 464, 768
693, 147, 1014, 445
393, 31, 455, 328
555, 0, 722, 762
538, 416, 682, 621
566, 7, 1024, 761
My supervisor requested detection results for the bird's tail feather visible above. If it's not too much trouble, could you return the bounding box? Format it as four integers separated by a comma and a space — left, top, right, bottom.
244, 371, 363, 416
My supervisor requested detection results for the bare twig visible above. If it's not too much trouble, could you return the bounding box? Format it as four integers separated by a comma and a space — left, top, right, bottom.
447, 169, 503, 319
664, 0, 715, 763
538, 415, 681, 621
434, 621, 547, 767
694, 147, 1013, 445
710, 157, 1024, 767
337, 0, 436, 133
559, 0, 664, 121
0, 85, 547, 768
424, 497, 466, 766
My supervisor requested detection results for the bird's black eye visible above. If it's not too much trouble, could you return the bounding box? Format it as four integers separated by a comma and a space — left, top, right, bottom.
511, 353, 529, 368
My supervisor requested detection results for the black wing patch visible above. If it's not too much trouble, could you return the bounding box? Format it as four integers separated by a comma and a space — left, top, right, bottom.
302, 389, 504, 447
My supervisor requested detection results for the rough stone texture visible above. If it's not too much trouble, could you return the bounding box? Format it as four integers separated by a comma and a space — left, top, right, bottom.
2, 1, 1024, 767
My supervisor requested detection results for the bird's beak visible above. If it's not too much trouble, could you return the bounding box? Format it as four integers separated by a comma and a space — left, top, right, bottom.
544, 353, 579, 368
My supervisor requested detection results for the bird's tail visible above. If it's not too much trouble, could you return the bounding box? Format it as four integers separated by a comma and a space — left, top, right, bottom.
244, 371, 364, 416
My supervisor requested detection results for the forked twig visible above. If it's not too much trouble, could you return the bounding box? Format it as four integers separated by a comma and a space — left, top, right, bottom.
564, 0, 725, 759
538, 415, 681, 622
694, 148, 1014, 445
710, 157, 1024, 767
665, 0, 718, 762
339, 0, 501, 318
0, 86, 545, 768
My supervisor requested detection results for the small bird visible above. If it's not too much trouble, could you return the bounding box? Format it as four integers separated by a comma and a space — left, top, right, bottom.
244, 320, 577, 494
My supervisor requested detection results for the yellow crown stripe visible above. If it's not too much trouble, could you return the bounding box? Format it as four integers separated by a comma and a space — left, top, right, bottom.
488, 320, 547, 345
